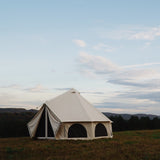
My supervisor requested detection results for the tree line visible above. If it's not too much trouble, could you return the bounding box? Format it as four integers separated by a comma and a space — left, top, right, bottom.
0, 112, 35, 137
110, 115, 160, 131
0, 112, 160, 137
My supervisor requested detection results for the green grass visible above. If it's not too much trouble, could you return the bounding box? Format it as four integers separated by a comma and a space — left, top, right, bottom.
0, 130, 160, 160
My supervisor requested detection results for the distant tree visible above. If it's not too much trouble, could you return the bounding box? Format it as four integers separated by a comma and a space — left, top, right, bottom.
110, 116, 127, 131
139, 117, 151, 130
128, 116, 139, 130
152, 117, 160, 129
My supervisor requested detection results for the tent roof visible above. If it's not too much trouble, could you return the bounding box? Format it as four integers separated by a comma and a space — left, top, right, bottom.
45, 89, 111, 122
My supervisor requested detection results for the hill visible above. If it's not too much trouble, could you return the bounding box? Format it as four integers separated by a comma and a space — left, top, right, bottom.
0, 108, 37, 113
0, 130, 160, 160
1, 108, 160, 119
103, 112, 160, 120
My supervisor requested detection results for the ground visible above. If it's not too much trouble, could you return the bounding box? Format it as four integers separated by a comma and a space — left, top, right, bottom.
0, 130, 160, 160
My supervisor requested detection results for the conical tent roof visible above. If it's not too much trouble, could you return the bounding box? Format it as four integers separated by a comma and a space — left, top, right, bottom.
45, 88, 111, 122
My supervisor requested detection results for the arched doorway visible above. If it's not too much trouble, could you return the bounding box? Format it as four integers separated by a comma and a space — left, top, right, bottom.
68, 124, 87, 138
95, 123, 108, 137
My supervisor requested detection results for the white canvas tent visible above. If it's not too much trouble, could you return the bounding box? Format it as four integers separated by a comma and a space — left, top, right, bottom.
27, 89, 113, 139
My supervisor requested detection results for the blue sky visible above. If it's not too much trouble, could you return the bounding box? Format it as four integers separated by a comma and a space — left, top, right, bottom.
1, 0, 160, 114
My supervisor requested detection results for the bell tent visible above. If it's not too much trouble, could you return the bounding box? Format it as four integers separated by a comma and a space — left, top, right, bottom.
27, 89, 113, 139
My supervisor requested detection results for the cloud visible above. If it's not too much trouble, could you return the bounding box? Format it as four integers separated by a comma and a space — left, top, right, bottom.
122, 63, 160, 69
24, 84, 48, 92
0, 104, 28, 108
0, 84, 21, 89
0, 93, 30, 108
78, 52, 160, 113
100, 26, 160, 41
119, 91, 160, 103
0, 93, 15, 104
79, 52, 119, 74
79, 52, 160, 89
98, 107, 153, 114
79, 69, 98, 79
73, 39, 86, 47
0, 84, 52, 93
81, 91, 104, 95
54, 88, 71, 91
95, 95, 160, 114
93, 43, 114, 52
108, 78, 160, 89
96, 101, 143, 109
108, 68, 160, 89
129, 27, 160, 40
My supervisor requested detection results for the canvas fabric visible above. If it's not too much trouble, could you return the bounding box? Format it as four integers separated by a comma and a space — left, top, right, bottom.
27, 107, 44, 138
45, 89, 111, 122
46, 107, 61, 135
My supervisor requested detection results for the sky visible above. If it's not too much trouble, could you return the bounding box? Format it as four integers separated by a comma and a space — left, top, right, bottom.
0, 0, 160, 114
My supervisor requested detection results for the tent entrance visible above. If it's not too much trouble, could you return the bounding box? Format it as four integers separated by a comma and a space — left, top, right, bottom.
35, 107, 54, 138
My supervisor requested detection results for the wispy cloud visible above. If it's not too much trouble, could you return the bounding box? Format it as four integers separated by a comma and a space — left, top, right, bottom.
108, 78, 160, 89
93, 43, 114, 52
78, 51, 160, 113
119, 91, 160, 103
122, 62, 160, 69
100, 26, 160, 41
96, 95, 160, 114
129, 27, 160, 40
24, 84, 48, 92
0, 84, 52, 93
79, 52, 160, 89
79, 52, 119, 74
54, 88, 71, 91
0, 84, 21, 89
81, 91, 104, 95
73, 39, 86, 47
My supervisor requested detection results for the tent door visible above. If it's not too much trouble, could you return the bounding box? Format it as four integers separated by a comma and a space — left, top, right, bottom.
35, 107, 54, 138
47, 112, 54, 137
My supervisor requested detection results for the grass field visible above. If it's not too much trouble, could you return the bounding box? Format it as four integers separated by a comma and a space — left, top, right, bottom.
1, 130, 160, 160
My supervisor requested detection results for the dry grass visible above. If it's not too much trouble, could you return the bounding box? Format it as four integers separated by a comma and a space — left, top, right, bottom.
1, 130, 160, 160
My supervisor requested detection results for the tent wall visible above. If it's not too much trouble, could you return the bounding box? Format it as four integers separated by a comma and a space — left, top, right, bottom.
55, 122, 112, 139
55, 122, 94, 139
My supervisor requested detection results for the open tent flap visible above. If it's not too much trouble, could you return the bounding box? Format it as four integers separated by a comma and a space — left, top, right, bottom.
46, 106, 61, 136
27, 107, 44, 138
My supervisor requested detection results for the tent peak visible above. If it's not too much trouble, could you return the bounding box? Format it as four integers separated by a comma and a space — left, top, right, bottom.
68, 88, 80, 94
